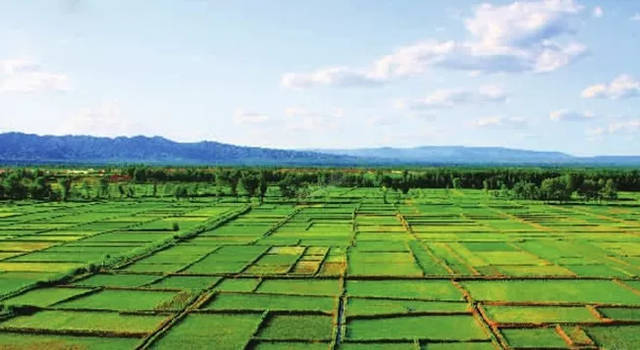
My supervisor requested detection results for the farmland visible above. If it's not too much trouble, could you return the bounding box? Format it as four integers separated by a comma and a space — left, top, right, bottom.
1, 186, 640, 349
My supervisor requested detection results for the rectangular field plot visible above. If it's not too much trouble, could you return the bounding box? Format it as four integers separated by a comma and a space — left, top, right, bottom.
252, 341, 330, 350
256, 279, 341, 296
57, 289, 182, 311
345, 315, 489, 341
346, 298, 469, 317
256, 314, 334, 341
72, 273, 159, 288
500, 327, 568, 348
0, 287, 92, 307
461, 279, 640, 305
0, 310, 168, 336
204, 292, 337, 313
150, 275, 221, 290
0, 332, 141, 350
151, 313, 262, 349
482, 305, 600, 324
346, 280, 464, 301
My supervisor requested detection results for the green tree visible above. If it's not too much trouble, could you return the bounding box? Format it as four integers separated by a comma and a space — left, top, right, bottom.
29, 176, 52, 200
278, 174, 298, 199
511, 181, 539, 200
3, 172, 27, 199
99, 176, 110, 198
577, 179, 600, 201
58, 177, 73, 201
258, 172, 268, 204
600, 179, 618, 200
174, 185, 188, 200
228, 170, 240, 197
81, 180, 92, 199
540, 176, 571, 201
240, 172, 260, 199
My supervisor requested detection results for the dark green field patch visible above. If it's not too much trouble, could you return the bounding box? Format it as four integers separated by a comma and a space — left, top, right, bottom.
346, 315, 488, 341
58, 289, 180, 311
205, 292, 336, 312
0, 310, 167, 335
150, 313, 262, 349
347, 280, 463, 301
257, 314, 333, 340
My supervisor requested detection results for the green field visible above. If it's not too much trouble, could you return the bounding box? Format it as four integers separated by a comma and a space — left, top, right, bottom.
1, 187, 640, 349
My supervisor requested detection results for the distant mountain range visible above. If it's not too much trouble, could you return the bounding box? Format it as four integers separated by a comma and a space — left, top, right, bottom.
0, 132, 356, 165
1, 132, 639, 166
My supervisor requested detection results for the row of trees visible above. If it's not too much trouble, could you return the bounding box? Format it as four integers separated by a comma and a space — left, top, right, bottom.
494, 175, 618, 201
100, 166, 640, 191
0, 169, 74, 201
0, 167, 625, 202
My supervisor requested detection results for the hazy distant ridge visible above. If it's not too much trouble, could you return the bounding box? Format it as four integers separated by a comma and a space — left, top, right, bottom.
0, 132, 356, 165
1, 132, 639, 166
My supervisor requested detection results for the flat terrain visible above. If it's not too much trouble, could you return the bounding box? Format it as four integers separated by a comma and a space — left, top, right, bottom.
1, 188, 640, 349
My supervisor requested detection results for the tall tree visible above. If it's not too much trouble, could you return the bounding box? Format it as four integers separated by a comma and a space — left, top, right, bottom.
58, 177, 73, 201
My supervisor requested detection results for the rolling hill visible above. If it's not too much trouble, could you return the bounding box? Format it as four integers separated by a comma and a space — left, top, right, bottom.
1, 132, 639, 166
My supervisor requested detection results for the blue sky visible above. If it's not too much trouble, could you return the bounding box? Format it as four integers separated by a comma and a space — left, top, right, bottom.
0, 0, 639, 155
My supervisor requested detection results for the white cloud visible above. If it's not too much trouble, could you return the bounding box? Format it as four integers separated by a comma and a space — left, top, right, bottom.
607, 120, 640, 134
549, 109, 595, 121
283, 106, 343, 131
284, 106, 343, 119
465, 0, 582, 48
400, 86, 507, 109
631, 13, 640, 21
283, 0, 586, 88
233, 109, 270, 124
586, 127, 605, 137
59, 102, 137, 136
281, 67, 383, 88
0, 59, 70, 93
472, 116, 527, 129
592, 6, 603, 18
581, 75, 640, 99
587, 119, 640, 137
367, 115, 401, 127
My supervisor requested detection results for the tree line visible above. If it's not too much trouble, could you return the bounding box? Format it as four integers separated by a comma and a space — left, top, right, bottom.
487, 175, 618, 201
0, 166, 630, 201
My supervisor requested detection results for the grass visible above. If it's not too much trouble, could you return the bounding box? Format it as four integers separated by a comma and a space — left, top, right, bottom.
500, 327, 567, 348
0, 287, 92, 307
346, 298, 469, 317
151, 276, 221, 290
150, 313, 262, 349
346, 315, 489, 341
585, 325, 640, 349
598, 307, 640, 321
0, 332, 141, 350
482, 305, 599, 324
3, 188, 640, 348
58, 289, 180, 311
216, 278, 261, 292
0, 310, 167, 335
346, 280, 463, 301
252, 342, 330, 350
205, 292, 336, 312
461, 280, 640, 305
257, 315, 333, 340
73, 273, 159, 288
257, 279, 341, 296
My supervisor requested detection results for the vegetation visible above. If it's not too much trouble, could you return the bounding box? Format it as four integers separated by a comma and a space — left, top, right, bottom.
0, 166, 630, 203
0, 167, 639, 348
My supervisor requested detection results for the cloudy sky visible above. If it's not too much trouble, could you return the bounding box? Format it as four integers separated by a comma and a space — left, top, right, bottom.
1, 0, 639, 155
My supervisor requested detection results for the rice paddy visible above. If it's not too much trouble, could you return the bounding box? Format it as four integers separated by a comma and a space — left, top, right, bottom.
1, 187, 640, 349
